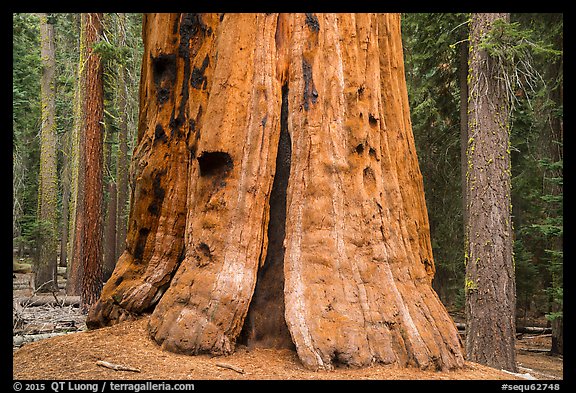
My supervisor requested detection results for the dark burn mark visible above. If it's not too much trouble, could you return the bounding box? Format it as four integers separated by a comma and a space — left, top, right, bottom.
178, 13, 209, 58
302, 58, 318, 111
154, 124, 168, 145
369, 113, 379, 127
305, 13, 320, 32
113, 275, 124, 287
191, 55, 210, 90
134, 227, 151, 260
238, 82, 293, 348
363, 166, 376, 188
198, 242, 212, 258
169, 107, 185, 139
152, 170, 167, 200
157, 89, 171, 106
171, 14, 211, 139
187, 107, 203, 160
151, 54, 177, 106
262, 83, 291, 277
167, 15, 213, 157
355, 143, 365, 155
195, 242, 213, 267
148, 169, 167, 216
197, 151, 233, 177
152, 54, 177, 85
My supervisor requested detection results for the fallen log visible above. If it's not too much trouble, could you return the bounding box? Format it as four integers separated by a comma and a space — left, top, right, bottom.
522, 333, 552, 339
455, 323, 551, 334
518, 347, 551, 354
16, 296, 81, 307
13, 332, 69, 347
517, 326, 552, 334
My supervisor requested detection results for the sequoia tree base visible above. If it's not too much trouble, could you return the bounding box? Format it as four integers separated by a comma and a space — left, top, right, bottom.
87, 13, 465, 371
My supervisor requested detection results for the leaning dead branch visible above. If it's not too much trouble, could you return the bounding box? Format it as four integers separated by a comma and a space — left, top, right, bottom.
215, 362, 245, 374
96, 360, 141, 373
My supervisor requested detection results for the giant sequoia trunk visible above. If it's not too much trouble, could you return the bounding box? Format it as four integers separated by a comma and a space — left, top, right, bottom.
87, 13, 464, 371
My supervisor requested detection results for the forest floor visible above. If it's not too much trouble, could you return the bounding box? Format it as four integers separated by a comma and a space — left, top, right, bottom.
12, 271, 563, 381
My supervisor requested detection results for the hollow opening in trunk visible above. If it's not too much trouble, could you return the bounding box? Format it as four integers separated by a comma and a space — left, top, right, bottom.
197, 151, 233, 177
239, 84, 294, 349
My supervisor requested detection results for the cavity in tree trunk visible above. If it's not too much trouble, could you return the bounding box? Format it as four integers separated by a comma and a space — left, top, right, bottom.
87, 13, 464, 371
465, 13, 517, 372
79, 13, 105, 311
36, 12, 58, 292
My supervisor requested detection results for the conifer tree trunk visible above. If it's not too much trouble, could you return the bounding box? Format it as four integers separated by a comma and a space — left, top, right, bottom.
67, 14, 85, 296
88, 13, 464, 371
35, 12, 58, 292
103, 182, 118, 281
79, 13, 105, 311
59, 153, 69, 269
465, 13, 517, 372
115, 12, 130, 263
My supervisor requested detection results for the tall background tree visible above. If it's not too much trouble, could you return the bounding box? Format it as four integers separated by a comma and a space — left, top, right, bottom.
464, 12, 516, 372
402, 13, 562, 357
115, 13, 131, 264
77, 12, 105, 311
14, 13, 143, 301
13, 13, 41, 259
34, 12, 59, 292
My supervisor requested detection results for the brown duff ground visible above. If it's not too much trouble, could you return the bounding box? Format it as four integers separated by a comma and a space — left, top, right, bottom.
12, 316, 551, 381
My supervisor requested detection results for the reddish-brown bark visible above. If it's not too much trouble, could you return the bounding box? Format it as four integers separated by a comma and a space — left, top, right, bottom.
80, 13, 105, 311
87, 13, 464, 371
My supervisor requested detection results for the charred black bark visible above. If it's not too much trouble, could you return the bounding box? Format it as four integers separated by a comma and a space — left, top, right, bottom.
240, 84, 293, 349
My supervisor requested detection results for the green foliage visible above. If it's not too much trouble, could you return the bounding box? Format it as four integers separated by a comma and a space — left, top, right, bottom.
402, 13, 469, 307
479, 17, 562, 112
403, 13, 563, 318
514, 239, 539, 311
13, 13, 41, 138
480, 19, 561, 62
13, 13, 42, 248
92, 40, 131, 64
13, 13, 144, 257
508, 13, 563, 320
